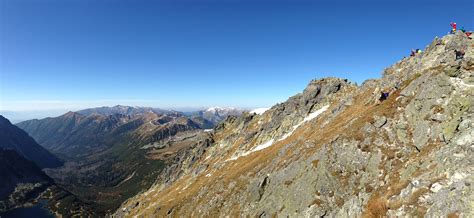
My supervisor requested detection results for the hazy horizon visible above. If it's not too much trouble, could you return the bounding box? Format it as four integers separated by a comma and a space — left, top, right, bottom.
0, 104, 261, 124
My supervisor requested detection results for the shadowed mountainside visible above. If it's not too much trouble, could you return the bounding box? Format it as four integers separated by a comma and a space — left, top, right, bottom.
0, 115, 62, 169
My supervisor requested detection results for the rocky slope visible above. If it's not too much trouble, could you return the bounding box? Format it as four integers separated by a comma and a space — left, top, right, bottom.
115, 31, 473, 217
0, 115, 63, 169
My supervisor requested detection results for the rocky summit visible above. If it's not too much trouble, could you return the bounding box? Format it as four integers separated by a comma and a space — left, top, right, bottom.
115, 32, 473, 217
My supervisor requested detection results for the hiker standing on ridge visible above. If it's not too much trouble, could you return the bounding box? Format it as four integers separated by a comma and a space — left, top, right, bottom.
465, 31, 472, 39
410, 49, 421, 57
450, 22, 457, 34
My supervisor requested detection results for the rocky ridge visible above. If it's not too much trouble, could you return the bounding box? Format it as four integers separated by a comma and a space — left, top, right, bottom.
115, 31, 473, 217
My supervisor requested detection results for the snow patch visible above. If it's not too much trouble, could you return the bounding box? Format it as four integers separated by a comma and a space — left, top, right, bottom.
303, 105, 330, 122
204, 129, 213, 132
206, 106, 236, 112
250, 108, 270, 115
251, 139, 275, 152
206, 107, 221, 112
227, 104, 329, 161
277, 105, 330, 142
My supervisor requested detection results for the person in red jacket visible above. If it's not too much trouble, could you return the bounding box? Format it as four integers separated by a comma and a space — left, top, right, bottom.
465, 32, 472, 39
450, 22, 457, 34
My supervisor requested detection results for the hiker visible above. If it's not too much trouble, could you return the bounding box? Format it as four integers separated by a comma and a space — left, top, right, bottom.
465, 32, 472, 39
455, 49, 465, 60
460, 26, 466, 33
450, 22, 457, 34
410, 49, 416, 57
416, 49, 422, 54
379, 92, 389, 102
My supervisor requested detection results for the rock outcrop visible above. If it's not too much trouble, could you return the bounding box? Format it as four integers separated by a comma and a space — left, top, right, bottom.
115, 31, 473, 217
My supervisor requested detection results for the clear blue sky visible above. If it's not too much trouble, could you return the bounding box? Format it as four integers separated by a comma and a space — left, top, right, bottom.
1, 0, 473, 111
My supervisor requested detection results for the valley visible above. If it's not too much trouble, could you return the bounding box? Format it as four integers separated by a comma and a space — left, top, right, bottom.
10, 106, 241, 215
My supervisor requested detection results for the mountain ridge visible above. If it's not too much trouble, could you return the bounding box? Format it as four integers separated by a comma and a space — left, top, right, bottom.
115, 31, 474, 217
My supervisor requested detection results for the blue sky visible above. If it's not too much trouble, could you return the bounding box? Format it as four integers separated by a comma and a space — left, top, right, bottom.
1, 0, 473, 113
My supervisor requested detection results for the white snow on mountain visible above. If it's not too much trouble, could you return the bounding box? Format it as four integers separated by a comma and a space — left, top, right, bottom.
250, 108, 269, 115
227, 105, 329, 161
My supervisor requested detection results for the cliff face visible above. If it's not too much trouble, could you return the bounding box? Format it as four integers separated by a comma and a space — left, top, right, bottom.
116, 32, 473, 217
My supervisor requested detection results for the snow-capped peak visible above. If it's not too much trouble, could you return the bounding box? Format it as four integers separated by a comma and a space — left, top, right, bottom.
206, 106, 236, 112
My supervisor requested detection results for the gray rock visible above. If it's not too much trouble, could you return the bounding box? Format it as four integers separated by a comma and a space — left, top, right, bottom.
444, 64, 462, 77
372, 116, 387, 128
430, 113, 448, 122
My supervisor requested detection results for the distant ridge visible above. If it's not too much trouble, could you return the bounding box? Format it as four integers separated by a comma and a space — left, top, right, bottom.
76, 105, 178, 116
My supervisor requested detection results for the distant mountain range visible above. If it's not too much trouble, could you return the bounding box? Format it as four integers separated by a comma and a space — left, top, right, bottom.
16, 105, 243, 158
185, 106, 244, 125
0, 115, 63, 169
76, 105, 179, 117
1, 105, 249, 124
